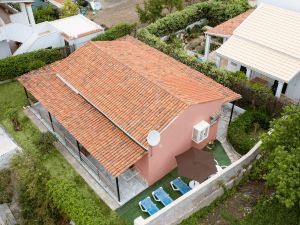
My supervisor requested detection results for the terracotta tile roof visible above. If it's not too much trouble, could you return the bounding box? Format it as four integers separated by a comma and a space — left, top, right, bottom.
206, 9, 254, 37
18, 67, 145, 177
52, 37, 239, 147
18, 37, 240, 176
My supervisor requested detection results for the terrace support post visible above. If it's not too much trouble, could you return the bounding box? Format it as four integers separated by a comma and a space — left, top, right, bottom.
23, 87, 31, 106
116, 177, 121, 202
19, 3, 29, 25
48, 112, 55, 132
204, 34, 211, 61
25, 3, 36, 31
246, 68, 252, 79
216, 55, 221, 68
229, 101, 235, 125
275, 81, 284, 98
76, 141, 82, 161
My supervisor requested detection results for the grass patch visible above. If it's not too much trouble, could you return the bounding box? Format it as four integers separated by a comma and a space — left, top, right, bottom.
117, 169, 189, 224
205, 140, 231, 167
222, 198, 300, 225
0, 169, 13, 204
0, 81, 124, 224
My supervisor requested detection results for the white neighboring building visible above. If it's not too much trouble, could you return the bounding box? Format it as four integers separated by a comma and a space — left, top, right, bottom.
0, 0, 104, 59
215, 4, 300, 102
257, 0, 300, 13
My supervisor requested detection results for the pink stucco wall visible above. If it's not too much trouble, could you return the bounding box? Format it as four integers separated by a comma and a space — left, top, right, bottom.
135, 99, 224, 185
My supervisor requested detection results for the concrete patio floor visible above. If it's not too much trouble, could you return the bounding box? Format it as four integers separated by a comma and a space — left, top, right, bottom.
217, 103, 243, 162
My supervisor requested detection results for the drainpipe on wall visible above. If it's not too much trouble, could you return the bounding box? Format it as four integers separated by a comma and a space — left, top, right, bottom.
25, 3, 36, 32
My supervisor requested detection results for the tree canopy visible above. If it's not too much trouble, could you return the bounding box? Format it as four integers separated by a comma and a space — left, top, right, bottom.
60, 0, 78, 18
136, 0, 184, 24
260, 105, 300, 208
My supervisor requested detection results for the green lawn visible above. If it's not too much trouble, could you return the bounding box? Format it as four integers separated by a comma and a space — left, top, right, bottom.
0, 81, 124, 224
204, 140, 231, 167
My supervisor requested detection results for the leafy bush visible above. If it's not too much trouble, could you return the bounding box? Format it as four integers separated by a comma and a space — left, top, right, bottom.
92, 23, 136, 41
34, 132, 57, 152
136, 0, 184, 24
259, 105, 300, 208
227, 110, 271, 155
0, 169, 13, 204
0, 49, 63, 81
34, 4, 59, 23
11, 150, 64, 225
47, 178, 124, 225
60, 0, 78, 18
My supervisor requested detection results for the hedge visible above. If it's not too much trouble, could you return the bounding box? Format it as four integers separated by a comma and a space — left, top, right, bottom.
47, 178, 124, 225
137, 0, 290, 116
0, 48, 63, 81
144, 0, 250, 37
92, 23, 136, 41
227, 110, 271, 155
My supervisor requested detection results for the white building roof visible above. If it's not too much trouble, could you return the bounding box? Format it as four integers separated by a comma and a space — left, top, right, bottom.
217, 4, 300, 83
258, 0, 300, 13
49, 14, 103, 40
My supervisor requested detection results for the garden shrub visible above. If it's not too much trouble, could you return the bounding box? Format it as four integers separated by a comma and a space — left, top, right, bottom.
11, 150, 64, 225
33, 4, 59, 23
92, 23, 136, 41
47, 178, 123, 225
0, 48, 63, 81
34, 131, 57, 152
227, 110, 271, 155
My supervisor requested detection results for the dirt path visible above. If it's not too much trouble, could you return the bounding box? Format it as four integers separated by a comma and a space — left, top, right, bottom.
199, 181, 271, 225
87, 0, 143, 28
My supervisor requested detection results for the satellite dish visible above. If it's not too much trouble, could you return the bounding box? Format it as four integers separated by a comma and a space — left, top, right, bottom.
147, 130, 161, 147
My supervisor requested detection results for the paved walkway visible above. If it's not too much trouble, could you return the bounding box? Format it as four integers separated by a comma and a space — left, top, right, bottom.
24, 108, 120, 210
217, 104, 242, 162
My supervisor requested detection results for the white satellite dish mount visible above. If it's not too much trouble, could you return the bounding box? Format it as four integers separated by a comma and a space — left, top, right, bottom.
147, 130, 161, 147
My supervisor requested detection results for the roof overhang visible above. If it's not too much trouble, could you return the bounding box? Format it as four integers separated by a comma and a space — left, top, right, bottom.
217, 36, 300, 83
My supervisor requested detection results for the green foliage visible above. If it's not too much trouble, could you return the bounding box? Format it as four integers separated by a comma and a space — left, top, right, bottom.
0, 49, 63, 81
60, 0, 78, 18
237, 198, 300, 225
34, 4, 59, 23
92, 23, 136, 41
136, 0, 183, 23
0, 169, 13, 204
142, 0, 250, 36
248, 82, 273, 96
34, 132, 57, 152
260, 105, 300, 208
47, 178, 123, 225
227, 110, 271, 155
11, 150, 62, 225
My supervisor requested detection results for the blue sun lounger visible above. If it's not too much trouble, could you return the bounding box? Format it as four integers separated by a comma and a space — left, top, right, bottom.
170, 177, 191, 195
152, 187, 173, 206
139, 197, 159, 216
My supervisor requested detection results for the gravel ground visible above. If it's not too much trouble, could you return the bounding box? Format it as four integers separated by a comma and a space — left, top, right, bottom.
87, 0, 144, 28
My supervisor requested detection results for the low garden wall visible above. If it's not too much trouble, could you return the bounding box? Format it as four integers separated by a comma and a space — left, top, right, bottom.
134, 141, 262, 225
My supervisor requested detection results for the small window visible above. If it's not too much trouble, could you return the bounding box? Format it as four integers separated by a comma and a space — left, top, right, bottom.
192, 121, 210, 144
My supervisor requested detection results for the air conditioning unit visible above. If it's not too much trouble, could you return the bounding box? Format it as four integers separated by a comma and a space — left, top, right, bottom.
192, 121, 210, 144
